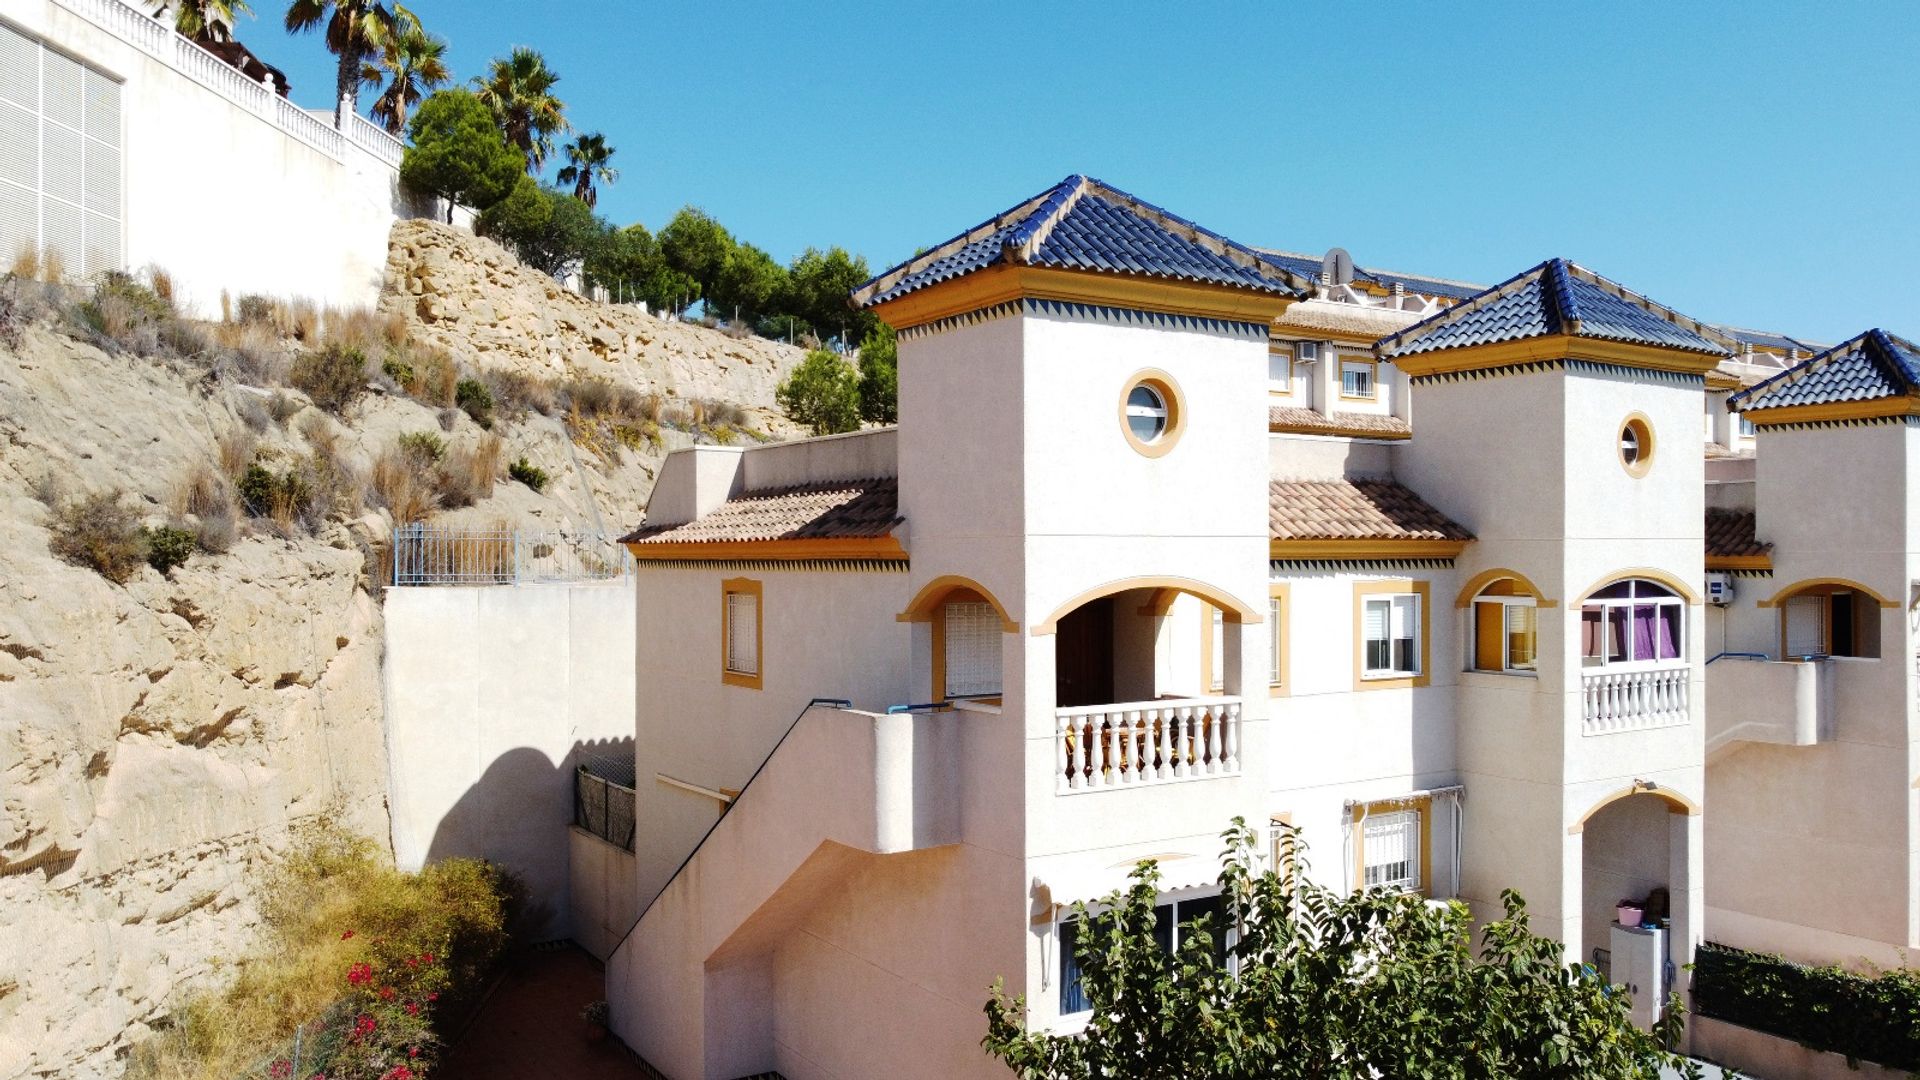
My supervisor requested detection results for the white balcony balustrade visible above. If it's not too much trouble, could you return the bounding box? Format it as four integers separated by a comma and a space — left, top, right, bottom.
1055, 697, 1241, 793
1581, 666, 1690, 736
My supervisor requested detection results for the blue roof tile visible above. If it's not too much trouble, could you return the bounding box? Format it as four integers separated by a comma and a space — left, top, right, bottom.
851, 176, 1310, 309
1376, 259, 1729, 360
1728, 329, 1920, 412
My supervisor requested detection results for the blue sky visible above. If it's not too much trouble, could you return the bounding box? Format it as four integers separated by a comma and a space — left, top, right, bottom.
243, 1, 1917, 343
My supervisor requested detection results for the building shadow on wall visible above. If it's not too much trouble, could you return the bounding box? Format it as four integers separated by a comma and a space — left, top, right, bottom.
423, 737, 636, 943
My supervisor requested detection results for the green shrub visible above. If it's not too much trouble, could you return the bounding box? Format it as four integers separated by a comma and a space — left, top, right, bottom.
1693, 941, 1920, 1068
290, 343, 370, 414
381, 356, 416, 387
125, 826, 518, 1080
776, 349, 861, 435
234, 294, 276, 324
236, 463, 278, 517
397, 431, 447, 466
142, 525, 196, 575
507, 457, 548, 492
455, 377, 494, 428
46, 491, 147, 583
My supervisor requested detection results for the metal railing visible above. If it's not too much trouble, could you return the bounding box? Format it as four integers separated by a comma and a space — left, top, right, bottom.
575, 752, 635, 852
388, 524, 633, 586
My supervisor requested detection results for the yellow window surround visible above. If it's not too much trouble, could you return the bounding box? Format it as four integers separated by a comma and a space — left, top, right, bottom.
1351, 796, 1433, 897
720, 577, 763, 690
1352, 579, 1431, 691
1268, 583, 1290, 697
1338, 356, 1380, 401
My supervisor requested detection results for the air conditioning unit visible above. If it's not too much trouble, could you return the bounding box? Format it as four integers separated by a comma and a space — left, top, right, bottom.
1293, 340, 1321, 364
1706, 572, 1733, 606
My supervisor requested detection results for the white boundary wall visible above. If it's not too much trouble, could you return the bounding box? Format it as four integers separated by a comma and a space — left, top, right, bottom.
384, 582, 636, 941
0, 0, 463, 317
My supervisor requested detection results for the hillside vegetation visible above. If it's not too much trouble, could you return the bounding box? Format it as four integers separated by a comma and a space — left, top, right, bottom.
0, 224, 801, 1078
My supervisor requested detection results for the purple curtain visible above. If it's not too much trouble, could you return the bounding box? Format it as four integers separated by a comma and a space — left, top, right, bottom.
1657, 605, 1681, 660
1607, 607, 1629, 663
1632, 605, 1657, 662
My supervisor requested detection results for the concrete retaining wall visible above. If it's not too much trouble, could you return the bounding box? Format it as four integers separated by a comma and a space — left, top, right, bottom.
568, 826, 637, 959
1692, 1015, 1908, 1080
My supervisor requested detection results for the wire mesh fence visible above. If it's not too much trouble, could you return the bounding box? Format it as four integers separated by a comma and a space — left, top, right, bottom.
575, 752, 636, 852
389, 524, 633, 586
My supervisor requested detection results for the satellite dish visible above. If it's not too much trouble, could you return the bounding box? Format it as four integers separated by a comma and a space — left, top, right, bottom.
1321, 247, 1355, 287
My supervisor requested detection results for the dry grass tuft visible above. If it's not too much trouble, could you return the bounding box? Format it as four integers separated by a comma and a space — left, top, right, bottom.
37, 247, 64, 285
45, 490, 146, 583
171, 463, 239, 554
217, 431, 257, 479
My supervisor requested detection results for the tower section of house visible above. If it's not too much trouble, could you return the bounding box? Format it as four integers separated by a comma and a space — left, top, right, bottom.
1379, 260, 1730, 988
1708, 330, 1920, 968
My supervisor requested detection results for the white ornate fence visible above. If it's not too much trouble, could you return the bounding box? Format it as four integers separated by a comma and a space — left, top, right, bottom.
1582, 667, 1690, 735
1055, 697, 1242, 793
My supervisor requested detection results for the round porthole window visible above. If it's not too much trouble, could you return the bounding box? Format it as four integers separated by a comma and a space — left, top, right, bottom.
1619, 414, 1654, 477
1118, 371, 1184, 457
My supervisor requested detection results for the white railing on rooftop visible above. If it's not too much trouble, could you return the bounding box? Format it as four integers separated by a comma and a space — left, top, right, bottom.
1581, 666, 1690, 736
389, 524, 633, 586
1055, 696, 1241, 794
56, 0, 372, 162
346, 112, 406, 167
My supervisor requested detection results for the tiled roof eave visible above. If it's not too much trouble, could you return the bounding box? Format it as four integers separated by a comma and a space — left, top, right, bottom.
1269, 538, 1471, 559
624, 536, 908, 562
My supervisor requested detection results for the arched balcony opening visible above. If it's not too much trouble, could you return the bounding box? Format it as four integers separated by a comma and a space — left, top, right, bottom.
1038, 580, 1257, 793
1576, 787, 1697, 1030
1577, 578, 1689, 735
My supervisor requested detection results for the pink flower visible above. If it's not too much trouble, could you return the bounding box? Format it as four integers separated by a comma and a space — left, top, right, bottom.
380, 1067, 414, 1080
340, 930, 354, 940
269, 1061, 292, 1079
346, 962, 373, 987
425, 991, 438, 1002
379, 985, 397, 1001
405, 1001, 420, 1016
352, 1014, 376, 1039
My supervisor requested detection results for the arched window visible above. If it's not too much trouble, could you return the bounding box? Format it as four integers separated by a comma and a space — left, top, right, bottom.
1580, 579, 1683, 670
1779, 585, 1881, 659
937, 591, 1003, 699
1470, 579, 1537, 674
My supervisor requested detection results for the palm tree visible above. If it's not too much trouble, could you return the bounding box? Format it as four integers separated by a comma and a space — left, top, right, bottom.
369, 14, 449, 135
556, 133, 618, 208
284, 0, 404, 128
472, 47, 569, 174
158, 0, 251, 42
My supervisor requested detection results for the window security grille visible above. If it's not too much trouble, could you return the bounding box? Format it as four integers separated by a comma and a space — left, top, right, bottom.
1362, 809, 1421, 892
725, 591, 759, 676
943, 601, 1000, 697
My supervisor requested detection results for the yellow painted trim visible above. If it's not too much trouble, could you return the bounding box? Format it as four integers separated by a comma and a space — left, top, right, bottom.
1619, 412, 1655, 479
1574, 568, 1702, 606
1267, 346, 1293, 396
1032, 576, 1260, 636
629, 537, 907, 562
1271, 539, 1470, 561
1453, 568, 1558, 609
929, 589, 1004, 701
1337, 356, 1380, 401
1755, 578, 1900, 610
1567, 784, 1699, 835
1135, 588, 1181, 618
1743, 395, 1920, 427
720, 577, 764, 690
1352, 796, 1433, 896
1706, 554, 1773, 572
1352, 580, 1432, 691
1119, 369, 1187, 459
897, 575, 1019, 632
1268, 583, 1290, 698
1384, 333, 1726, 378
1704, 370, 1744, 391
867, 263, 1297, 330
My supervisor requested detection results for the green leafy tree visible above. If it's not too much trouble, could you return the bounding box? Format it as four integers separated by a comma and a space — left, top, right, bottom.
283, 0, 402, 125
160, 0, 251, 41
775, 349, 861, 436
786, 245, 875, 347
368, 11, 449, 135
711, 242, 788, 324
400, 90, 522, 221
658, 207, 734, 304
480, 180, 603, 278
556, 132, 618, 209
985, 819, 1707, 1080
856, 322, 897, 425
584, 223, 698, 311
472, 46, 569, 173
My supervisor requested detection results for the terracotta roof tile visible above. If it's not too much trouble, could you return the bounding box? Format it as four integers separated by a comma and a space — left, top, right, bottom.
622, 478, 900, 545
1268, 479, 1473, 543
1704, 442, 1753, 461
1705, 508, 1769, 559
1268, 407, 1412, 438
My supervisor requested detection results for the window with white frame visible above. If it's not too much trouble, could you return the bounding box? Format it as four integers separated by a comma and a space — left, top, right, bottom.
1471, 584, 1537, 674
1268, 594, 1283, 688
1341, 359, 1375, 399
1362, 593, 1420, 678
1209, 606, 1225, 692
1737, 413, 1756, 438
942, 600, 1002, 697
1579, 579, 1682, 669
722, 583, 761, 684
1267, 348, 1292, 394
1360, 808, 1422, 893
1059, 892, 1227, 1015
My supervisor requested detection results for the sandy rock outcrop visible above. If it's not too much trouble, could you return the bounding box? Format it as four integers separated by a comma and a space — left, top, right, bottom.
381, 220, 807, 439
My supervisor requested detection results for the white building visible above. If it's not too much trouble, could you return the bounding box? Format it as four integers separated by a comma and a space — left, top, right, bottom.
597, 175, 1883, 1078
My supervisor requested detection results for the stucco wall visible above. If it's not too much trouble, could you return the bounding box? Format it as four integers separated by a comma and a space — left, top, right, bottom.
6, 0, 442, 318
569, 826, 637, 960
383, 582, 636, 940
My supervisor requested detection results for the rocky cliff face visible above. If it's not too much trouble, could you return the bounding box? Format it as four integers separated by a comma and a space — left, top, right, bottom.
0, 221, 806, 1078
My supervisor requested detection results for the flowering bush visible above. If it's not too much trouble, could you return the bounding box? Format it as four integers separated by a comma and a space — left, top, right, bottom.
125, 826, 519, 1080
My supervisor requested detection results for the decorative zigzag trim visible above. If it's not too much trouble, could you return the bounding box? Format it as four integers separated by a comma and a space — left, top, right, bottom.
1270, 559, 1456, 574
632, 559, 910, 573
1409, 358, 1704, 387
898, 298, 1268, 341
1759, 414, 1920, 433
